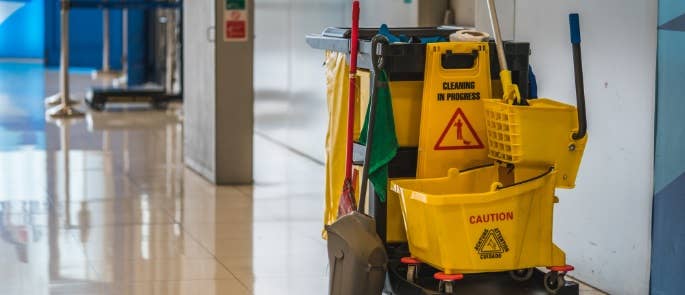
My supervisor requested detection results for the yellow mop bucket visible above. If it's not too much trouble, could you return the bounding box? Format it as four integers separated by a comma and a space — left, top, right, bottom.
390, 165, 566, 275
483, 99, 587, 188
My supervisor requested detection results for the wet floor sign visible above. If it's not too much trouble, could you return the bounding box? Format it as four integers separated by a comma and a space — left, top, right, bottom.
434, 108, 484, 150
417, 42, 492, 178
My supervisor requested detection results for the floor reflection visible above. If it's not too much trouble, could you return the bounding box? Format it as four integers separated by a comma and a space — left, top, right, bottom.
0, 0, 346, 291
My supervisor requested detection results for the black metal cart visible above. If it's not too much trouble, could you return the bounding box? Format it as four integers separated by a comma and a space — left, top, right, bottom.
67, 0, 184, 111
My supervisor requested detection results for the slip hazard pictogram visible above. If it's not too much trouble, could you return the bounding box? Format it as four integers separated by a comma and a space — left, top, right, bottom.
474, 228, 509, 259
434, 108, 484, 150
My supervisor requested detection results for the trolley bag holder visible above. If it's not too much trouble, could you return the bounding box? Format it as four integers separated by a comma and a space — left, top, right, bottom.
327, 35, 390, 295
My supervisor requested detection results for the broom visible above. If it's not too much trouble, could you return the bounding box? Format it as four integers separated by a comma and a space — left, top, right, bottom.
337, 0, 360, 217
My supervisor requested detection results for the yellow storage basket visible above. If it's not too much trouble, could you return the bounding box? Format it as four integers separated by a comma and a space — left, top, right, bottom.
391, 165, 566, 275
483, 99, 587, 188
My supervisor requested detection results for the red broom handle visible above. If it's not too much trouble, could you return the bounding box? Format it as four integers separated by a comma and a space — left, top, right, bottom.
345, 0, 360, 180
350, 1, 359, 74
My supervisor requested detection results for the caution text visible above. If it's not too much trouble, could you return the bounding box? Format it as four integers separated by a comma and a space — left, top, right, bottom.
469, 212, 514, 224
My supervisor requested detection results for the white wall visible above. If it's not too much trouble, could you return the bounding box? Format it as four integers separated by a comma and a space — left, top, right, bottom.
475, 0, 515, 40
359, 0, 418, 27
451, 0, 475, 27
476, 1, 657, 294
184, 0, 216, 180
254, 0, 419, 163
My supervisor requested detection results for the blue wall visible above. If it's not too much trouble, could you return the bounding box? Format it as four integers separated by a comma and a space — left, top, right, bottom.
45, 1, 123, 69
0, 0, 45, 58
43, 1, 148, 84
126, 9, 146, 85
652, 1, 685, 294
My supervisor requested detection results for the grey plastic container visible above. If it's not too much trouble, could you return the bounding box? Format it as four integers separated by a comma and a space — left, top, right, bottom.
327, 212, 388, 295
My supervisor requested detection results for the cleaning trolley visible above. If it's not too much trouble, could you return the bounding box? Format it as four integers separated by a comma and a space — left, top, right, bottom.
308, 0, 589, 293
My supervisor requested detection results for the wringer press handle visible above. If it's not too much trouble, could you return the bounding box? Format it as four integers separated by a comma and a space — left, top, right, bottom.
569, 13, 588, 140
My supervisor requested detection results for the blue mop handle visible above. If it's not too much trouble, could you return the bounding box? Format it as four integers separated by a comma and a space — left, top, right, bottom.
569, 13, 581, 44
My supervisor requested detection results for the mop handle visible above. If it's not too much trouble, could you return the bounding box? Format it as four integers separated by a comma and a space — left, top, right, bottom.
358, 35, 388, 214
486, 0, 507, 72
485, 0, 522, 105
358, 75, 377, 214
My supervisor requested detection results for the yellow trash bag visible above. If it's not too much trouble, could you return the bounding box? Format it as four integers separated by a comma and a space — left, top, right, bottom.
322, 51, 359, 238
321, 51, 407, 243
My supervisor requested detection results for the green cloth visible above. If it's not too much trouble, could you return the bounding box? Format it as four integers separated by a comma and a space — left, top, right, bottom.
359, 71, 398, 202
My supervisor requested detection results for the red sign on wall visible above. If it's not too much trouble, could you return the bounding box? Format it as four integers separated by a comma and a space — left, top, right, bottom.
225, 21, 247, 40
223, 0, 248, 42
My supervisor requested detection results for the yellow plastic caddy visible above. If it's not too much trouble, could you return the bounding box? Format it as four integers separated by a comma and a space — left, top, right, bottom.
391, 165, 565, 274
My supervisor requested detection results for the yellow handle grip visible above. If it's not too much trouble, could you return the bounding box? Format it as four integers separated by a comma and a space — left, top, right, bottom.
500, 70, 522, 105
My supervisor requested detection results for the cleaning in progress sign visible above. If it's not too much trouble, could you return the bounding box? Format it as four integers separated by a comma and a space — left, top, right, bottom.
415, 42, 492, 178
224, 0, 248, 42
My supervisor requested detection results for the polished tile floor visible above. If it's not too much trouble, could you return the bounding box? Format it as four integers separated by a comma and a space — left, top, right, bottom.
0, 61, 606, 294
0, 62, 328, 295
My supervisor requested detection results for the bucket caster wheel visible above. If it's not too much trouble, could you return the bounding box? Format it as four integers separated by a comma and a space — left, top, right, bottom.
543, 271, 565, 294
434, 272, 463, 294
400, 257, 422, 283
544, 265, 574, 294
509, 268, 534, 282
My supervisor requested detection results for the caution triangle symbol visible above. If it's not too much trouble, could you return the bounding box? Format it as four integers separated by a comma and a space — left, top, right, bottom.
479, 232, 503, 253
434, 108, 484, 150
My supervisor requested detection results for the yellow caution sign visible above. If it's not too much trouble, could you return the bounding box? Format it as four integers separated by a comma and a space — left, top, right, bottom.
417, 42, 493, 178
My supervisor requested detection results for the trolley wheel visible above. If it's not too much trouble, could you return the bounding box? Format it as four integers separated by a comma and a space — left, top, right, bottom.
543, 271, 565, 294
509, 268, 534, 282
89, 102, 105, 111
440, 281, 454, 294
406, 264, 418, 283
400, 257, 421, 283
434, 272, 463, 295
152, 101, 169, 110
